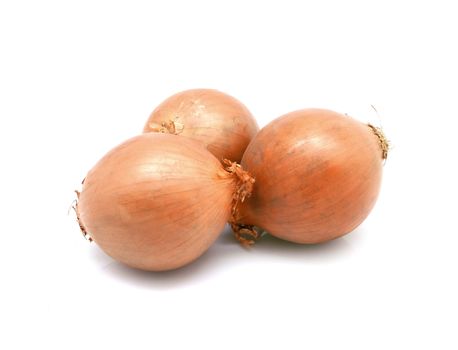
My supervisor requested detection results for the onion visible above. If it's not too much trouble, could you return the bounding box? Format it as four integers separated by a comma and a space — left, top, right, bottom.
75, 133, 253, 271
232, 108, 388, 244
143, 89, 259, 162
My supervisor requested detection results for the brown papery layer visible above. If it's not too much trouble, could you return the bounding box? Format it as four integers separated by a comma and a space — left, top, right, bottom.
222, 159, 258, 246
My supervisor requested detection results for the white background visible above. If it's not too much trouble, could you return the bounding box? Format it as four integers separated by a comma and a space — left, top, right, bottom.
1, 1, 457, 349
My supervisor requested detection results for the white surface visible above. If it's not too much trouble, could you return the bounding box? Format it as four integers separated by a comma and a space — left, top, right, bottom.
1, 1, 457, 349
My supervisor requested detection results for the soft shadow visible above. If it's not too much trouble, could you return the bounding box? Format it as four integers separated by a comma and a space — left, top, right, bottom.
250, 226, 366, 261
87, 225, 365, 289
255, 233, 353, 259
87, 226, 239, 289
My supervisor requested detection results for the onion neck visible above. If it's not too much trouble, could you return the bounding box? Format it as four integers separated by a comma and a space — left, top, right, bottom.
222, 159, 259, 246
368, 124, 389, 160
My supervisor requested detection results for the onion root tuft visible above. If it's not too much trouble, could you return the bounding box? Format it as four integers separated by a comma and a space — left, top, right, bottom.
73, 190, 93, 242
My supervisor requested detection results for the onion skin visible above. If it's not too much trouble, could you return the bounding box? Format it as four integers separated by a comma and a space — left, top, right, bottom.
143, 89, 259, 162
236, 109, 384, 244
77, 133, 236, 271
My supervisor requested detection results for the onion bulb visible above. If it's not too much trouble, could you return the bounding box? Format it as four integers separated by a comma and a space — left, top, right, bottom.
143, 89, 259, 162
232, 109, 388, 244
75, 133, 253, 271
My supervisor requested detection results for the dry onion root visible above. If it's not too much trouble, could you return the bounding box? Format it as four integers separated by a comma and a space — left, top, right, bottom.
75, 133, 254, 271
231, 108, 388, 245
143, 89, 259, 162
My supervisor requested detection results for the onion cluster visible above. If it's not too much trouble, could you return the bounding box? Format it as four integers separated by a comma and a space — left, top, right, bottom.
74, 90, 388, 271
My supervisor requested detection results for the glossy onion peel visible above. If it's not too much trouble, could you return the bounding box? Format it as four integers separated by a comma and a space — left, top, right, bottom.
232, 109, 388, 244
75, 133, 254, 271
143, 89, 259, 162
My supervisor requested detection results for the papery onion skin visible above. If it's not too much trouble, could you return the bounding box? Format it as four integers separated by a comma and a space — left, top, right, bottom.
143, 89, 259, 162
77, 133, 236, 271
236, 109, 384, 244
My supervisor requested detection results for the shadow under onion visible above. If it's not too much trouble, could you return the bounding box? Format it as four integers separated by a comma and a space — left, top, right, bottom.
87, 225, 364, 289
